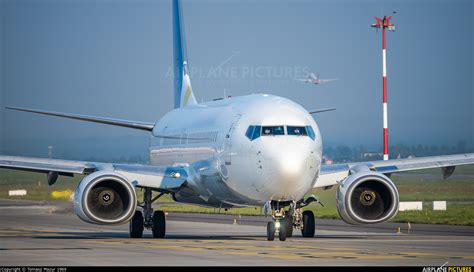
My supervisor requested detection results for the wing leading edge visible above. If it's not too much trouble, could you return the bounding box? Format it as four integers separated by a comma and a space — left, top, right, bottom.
316, 153, 474, 188
0, 155, 187, 192
5, 106, 155, 131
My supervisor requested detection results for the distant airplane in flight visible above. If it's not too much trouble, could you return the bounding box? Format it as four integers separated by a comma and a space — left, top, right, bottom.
295, 72, 338, 85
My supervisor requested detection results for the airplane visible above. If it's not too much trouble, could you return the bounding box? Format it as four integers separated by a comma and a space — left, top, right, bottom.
294, 72, 338, 85
1, 0, 473, 242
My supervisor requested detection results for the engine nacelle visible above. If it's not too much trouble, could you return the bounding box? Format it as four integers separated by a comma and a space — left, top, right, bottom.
336, 171, 399, 225
74, 171, 137, 225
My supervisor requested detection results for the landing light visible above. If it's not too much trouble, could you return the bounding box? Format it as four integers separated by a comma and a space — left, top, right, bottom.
170, 172, 181, 178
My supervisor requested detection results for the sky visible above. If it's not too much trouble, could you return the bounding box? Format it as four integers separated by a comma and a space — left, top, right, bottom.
0, 0, 472, 160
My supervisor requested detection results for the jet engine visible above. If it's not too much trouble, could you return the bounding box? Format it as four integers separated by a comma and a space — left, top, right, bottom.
336, 170, 399, 225
74, 171, 137, 225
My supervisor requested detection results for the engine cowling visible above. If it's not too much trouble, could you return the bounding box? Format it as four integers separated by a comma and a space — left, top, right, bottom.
74, 171, 137, 225
336, 170, 399, 225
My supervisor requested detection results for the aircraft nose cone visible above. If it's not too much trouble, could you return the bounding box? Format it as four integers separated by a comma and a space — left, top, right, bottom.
278, 152, 308, 181
262, 141, 317, 200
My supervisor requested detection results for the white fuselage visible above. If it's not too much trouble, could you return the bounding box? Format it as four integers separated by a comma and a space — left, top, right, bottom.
149, 94, 322, 207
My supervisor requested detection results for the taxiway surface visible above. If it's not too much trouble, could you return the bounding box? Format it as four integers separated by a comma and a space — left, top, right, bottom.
0, 199, 472, 266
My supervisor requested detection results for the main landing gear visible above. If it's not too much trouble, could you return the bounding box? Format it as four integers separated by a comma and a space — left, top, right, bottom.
129, 188, 166, 238
265, 196, 322, 241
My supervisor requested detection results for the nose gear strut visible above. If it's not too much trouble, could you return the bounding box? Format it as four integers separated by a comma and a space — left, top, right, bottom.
265, 196, 320, 241
266, 201, 287, 241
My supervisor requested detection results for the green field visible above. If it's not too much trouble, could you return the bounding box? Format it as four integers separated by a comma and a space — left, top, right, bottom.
1, 165, 473, 225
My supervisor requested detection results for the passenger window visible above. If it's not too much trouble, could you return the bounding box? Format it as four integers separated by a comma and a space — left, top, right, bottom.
306, 126, 316, 140
262, 126, 284, 136
287, 126, 307, 136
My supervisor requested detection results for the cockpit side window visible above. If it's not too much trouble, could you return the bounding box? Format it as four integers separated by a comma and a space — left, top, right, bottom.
306, 125, 316, 140
245, 126, 255, 140
262, 126, 284, 136
287, 126, 307, 136
246, 125, 261, 141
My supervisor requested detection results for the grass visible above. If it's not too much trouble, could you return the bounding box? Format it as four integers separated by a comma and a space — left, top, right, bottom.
302, 178, 474, 225
1, 165, 473, 225
394, 203, 474, 225
0, 170, 81, 201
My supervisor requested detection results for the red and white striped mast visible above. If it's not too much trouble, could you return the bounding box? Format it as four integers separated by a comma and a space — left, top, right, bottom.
371, 16, 395, 160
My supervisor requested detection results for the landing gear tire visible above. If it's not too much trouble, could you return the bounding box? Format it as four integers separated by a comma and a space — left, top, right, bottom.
301, 210, 315, 238
285, 213, 293, 238
129, 211, 144, 238
152, 210, 166, 238
266, 222, 275, 241
278, 222, 287, 241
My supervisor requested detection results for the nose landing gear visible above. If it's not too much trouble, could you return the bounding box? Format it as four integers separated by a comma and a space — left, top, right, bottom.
265, 196, 322, 241
266, 207, 287, 241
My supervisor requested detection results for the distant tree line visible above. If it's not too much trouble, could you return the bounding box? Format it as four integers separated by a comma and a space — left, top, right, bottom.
324, 141, 473, 163
77, 141, 473, 164
81, 155, 148, 164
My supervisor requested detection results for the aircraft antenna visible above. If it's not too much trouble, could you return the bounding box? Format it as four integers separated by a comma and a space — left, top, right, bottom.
371, 15, 395, 161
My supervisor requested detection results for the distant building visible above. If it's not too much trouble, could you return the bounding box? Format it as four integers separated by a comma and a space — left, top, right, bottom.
48, 146, 54, 159
361, 152, 383, 160
322, 156, 334, 165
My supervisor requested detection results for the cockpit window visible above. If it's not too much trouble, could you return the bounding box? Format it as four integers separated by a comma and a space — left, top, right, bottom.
246, 125, 314, 140
306, 125, 316, 140
246, 125, 261, 141
245, 126, 254, 139
287, 126, 307, 136
252, 126, 261, 140
262, 126, 284, 136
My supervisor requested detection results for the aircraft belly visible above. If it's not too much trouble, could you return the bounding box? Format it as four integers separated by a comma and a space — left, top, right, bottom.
174, 176, 252, 207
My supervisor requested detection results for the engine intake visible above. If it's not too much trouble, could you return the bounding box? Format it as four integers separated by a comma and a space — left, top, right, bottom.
74, 171, 137, 225
336, 171, 399, 225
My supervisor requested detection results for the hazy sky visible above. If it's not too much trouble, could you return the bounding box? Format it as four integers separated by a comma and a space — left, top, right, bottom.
0, 0, 472, 160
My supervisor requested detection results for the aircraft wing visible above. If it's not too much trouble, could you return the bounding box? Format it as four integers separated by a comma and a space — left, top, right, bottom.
0, 155, 187, 192
320, 79, 338, 83
0, 155, 97, 175
315, 153, 474, 188
5, 107, 155, 131
294, 78, 311, 83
